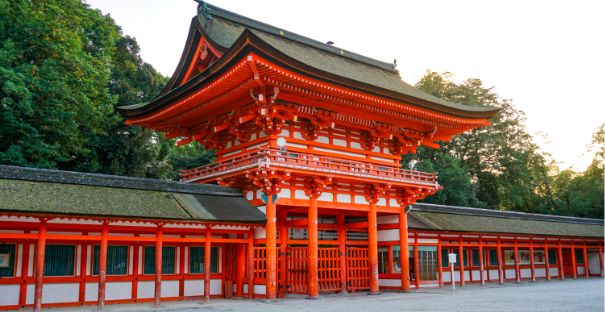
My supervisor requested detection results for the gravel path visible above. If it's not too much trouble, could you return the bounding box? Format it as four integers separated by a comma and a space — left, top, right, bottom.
48, 278, 604, 312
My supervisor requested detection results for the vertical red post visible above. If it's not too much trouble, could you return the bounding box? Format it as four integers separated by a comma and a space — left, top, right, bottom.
34, 221, 47, 312
247, 227, 254, 299
513, 238, 520, 283
399, 209, 410, 291
132, 235, 140, 301
368, 202, 379, 294
78, 233, 88, 305
265, 195, 278, 300
278, 209, 288, 298
598, 245, 604, 277
544, 241, 551, 281
154, 226, 163, 308
458, 236, 464, 286
570, 241, 577, 279
413, 234, 420, 289
307, 196, 319, 299
478, 236, 485, 285
19, 233, 30, 307
204, 228, 211, 303
557, 241, 565, 280
496, 237, 503, 284
582, 242, 589, 278
98, 223, 109, 309
437, 235, 443, 288
236, 242, 245, 297
337, 214, 347, 293
178, 241, 185, 298
529, 238, 535, 282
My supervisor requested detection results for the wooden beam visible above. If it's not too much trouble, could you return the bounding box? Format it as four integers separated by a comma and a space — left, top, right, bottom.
414, 233, 420, 289
478, 236, 485, 285
513, 238, 520, 283
544, 241, 551, 280
278, 209, 288, 298
571, 241, 577, 279
247, 228, 254, 299
345, 221, 368, 230
437, 234, 443, 288
558, 241, 565, 280
497, 237, 503, 284
582, 242, 589, 278
458, 236, 465, 286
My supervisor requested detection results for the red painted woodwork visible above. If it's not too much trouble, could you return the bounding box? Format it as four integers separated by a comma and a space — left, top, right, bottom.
367, 202, 379, 294
247, 228, 255, 299
571, 242, 578, 279
265, 196, 278, 300
558, 243, 565, 280
544, 241, 551, 280
458, 237, 464, 286
337, 214, 347, 293
513, 238, 520, 283
436, 235, 443, 288
286, 247, 307, 294
98, 224, 108, 309
478, 237, 485, 285
34, 222, 47, 312
154, 227, 163, 307
307, 196, 319, 299
318, 248, 341, 292
347, 247, 369, 291
529, 238, 536, 282
413, 234, 420, 289
204, 228, 211, 303
496, 238, 503, 284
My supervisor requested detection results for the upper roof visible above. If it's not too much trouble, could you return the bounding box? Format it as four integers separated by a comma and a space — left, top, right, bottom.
409, 203, 604, 238
118, 1, 498, 119
0, 165, 265, 223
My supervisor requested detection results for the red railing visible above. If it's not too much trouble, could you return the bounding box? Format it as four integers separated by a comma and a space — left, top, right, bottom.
180, 149, 438, 186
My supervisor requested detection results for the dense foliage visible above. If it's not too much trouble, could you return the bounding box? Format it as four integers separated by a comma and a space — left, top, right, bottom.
0, 1, 601, 217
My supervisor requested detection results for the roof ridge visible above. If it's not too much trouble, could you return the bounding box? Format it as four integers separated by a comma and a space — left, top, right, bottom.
412, 203, 604, 226
0, 165, 241, 197
197, 1, 398, 72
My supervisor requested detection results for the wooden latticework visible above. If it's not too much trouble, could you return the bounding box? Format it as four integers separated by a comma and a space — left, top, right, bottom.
254, 247, 267, 283
318, 247, 342, 292
287, 247, 308, 294
347, 247, 369, 291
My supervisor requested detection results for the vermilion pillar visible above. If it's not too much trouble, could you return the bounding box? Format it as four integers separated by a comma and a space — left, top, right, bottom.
236, 243, 246, 297
204, 228, 211, 303
582, 243, 589, 278
34, 221, 47, 312
478, 237, 485, 285
265, 195, 278, 300
513, 238, 520, 283
307, 195, 319, 298
458, 237, 465, 286
368, 201, 379, 294
278, 209, 288, 298
437, 235, 443, 288
98, 223, 109, 309
557, 242, 565, 280
399, 209, 411, 291
496, 237, 503, 284
154, 227, 163, 307
337, 214, 347, 293
598, 246, 604, 277
571, 241, 577, 279
544, 241, 551, 280
529, 238, 535, 282
247, 227, 255, 299
413, 234, 420, 289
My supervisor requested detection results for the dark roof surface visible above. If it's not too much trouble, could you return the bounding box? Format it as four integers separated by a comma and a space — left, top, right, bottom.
118, 2, 498, 119
0, 165, 265, 223
409, 203, 604, 238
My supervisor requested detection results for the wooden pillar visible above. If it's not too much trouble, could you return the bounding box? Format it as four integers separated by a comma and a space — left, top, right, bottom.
307, 196, 319, 299
557, 241, 564, 280
34, 221, 47, 312
529, 238, 536, 282
496, 237, 503, 284
265, 195, 278, 300
178, 241, 185, 298
132, 235, 140, 301
236, 242, 246, 297
458, 236, 464, 286
413, 233, 420, 289
399, 209, 411, 291
337, 214, 347, 293
513, 238, 520, 283
478, 236, 485, 285
203, 228, 211, 303
368, 201, 379, 294
78, 233, 88, 305
598, 245, 604, 277
154, 227, 163, 308
570, 241, 577, 279
247, 227, 254, 299
19, 233, 30, 307
544, 241, 551, 281
437, 235, 443, 288
98, 223, 109, 309
278, 209, 288, 298
582, 242, 589, 278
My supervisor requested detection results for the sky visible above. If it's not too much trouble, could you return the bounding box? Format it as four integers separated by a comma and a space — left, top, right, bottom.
86, 0, 605, 171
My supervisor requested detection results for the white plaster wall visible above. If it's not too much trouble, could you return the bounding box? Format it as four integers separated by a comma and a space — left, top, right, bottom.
535, 268, 546, 278
85, 282, 98, 301
184, 279, 203, 296
588, 253, 601, 273
505, 269, 516, 279
336, 194, 351, 203
377, 215, 399, 224
295, 190, 309, 200
0, 285, 20, 305
278, 188, 291, 199
161, 280, 179, 298
350, 142, 361, 149
471, 270, 480, 281
377, 198, 387, 207
577, 267, 585, 275
520, 268, 532, 279
389, 198, 398, 207
333, 138, 347, 147
253, 284, 266, 295
317, 136, 329, 144
85, 282, 131, 301
319, 192, 333, 201
137, 281, 155, 299
378, 279, 401, 287
488, 269, 499, 279
377, 229, 399, 242
354, 195, 368, 205
42, 283, 79, 303
549, 268, 559, 277
26, 284, 34, 304
254, 227, 266, 239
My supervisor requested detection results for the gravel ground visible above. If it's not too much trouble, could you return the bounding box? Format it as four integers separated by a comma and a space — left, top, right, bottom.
48, 278, 603, 312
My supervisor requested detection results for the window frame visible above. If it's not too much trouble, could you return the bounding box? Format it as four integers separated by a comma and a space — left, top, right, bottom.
44, 244, 76, 277
0, 243, 17, 278
92, 244, 130, 276
189, 246, 220, 274
143, 245, 177, 275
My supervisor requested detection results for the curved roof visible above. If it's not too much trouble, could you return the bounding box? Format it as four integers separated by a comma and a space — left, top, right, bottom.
118, 1, 498, 120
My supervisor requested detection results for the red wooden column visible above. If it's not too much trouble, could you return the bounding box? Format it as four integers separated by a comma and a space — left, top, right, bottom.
203, 228, 211, 303
34, 221, 47, 312
278, 209, 288, 298
557, 241, 565, 280
458, 236, 464, 286
247, 227, 254, 299
18, 231, 30, 307
582, 242, 589, 278
437, 234, 443, 288
368, 200, 379, 294
513, 238, 520, 283
544, 241, 551, 281
478, 236, 485, 285
413, 233, 420, 289
598, 245, 604, 277
236, 241, 246, 297
399, 208, 411, 291
307, 195, 319, 299
98, 222, 109, 309
529, 238, 536, 282
337, 214, 347, 293
154, 226, 163, 308
496, 237, 503, 284
570, 241, 577, 279
265, 195, 278, 300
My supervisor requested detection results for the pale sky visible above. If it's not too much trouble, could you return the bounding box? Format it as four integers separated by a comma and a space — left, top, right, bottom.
87, 0, 605, 171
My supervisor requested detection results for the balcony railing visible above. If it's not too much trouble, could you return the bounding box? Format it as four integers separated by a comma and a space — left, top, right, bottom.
180, 148, 438, 186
